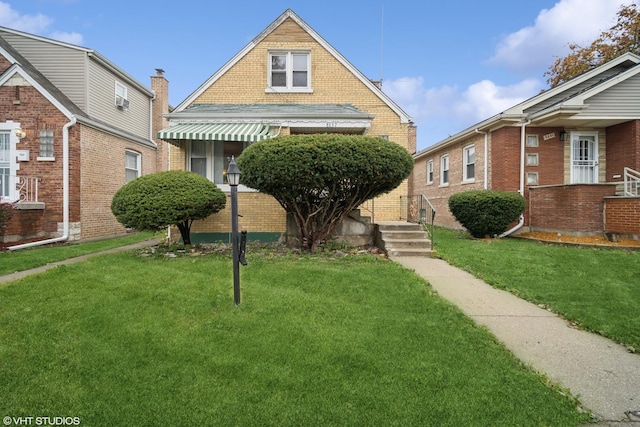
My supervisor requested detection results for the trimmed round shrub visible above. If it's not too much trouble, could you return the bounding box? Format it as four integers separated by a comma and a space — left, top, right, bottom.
448, 190, 525, 238
111, 170, 226, 245
237, 134, 413, 252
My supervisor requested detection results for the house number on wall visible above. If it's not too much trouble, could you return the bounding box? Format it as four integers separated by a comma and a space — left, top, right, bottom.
543, 133, 555, 141
326, 121, 338, 128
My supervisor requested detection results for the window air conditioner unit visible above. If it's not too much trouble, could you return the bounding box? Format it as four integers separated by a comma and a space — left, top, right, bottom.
116, 96, 129, 108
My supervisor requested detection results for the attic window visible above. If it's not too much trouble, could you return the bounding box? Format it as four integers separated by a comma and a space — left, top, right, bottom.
267, 51, 311, 93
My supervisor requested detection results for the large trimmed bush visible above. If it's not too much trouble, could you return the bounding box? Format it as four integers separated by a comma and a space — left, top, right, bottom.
111, 171, 226, 245
238, 134, 413, 252
448, 190, 525, 238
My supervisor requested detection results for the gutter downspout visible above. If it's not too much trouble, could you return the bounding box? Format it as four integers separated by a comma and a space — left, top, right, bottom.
9, 116, 75, 250
499, 118, 529, 237
475, 129, 488, 190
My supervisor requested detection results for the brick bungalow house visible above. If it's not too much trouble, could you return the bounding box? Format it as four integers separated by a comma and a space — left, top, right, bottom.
157, 9, 416, 244
0, 26, 170, 248
412, 52, 640, 238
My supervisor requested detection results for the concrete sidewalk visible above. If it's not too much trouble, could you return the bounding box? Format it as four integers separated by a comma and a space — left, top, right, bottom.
0, 238, 162, 285
393, 256, 640, 425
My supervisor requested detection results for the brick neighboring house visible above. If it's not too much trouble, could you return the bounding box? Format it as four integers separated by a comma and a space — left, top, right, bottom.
157, 9, 416, 244
412, 52, 640, 238
0, 27, 169, 247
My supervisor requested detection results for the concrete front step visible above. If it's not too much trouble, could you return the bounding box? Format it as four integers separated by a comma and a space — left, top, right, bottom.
376, 221, 434, 257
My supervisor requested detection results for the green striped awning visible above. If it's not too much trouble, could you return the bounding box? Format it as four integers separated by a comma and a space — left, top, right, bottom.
157, 123, 273, 142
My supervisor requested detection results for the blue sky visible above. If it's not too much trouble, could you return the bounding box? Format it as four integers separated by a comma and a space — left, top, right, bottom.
1, 0, 635, 150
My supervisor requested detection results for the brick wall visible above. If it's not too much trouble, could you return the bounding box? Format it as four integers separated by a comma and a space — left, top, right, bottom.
80, 126, 158, 240
606, 121, 640, 181
529, 184, 616, 233
604, 197, 640, 236
0, 83, 71, 241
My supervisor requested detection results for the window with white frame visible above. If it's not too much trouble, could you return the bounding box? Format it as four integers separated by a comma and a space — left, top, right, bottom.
0, 131, 11, 201
526, 172, 538, 185
125, 150, 141, 183
426, 159, 433, 184
268, 51, 310, 91
39, 129, 54, 158
188, 141, 251, 186
526, 153, 539, 166
440, 154, 449, 185
463, 145, 475, 182
526, 135, 539, 147
115, 81, 128, 106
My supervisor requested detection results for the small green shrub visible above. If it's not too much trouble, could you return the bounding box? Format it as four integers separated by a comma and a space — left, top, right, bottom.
448, 190, 525, 238
111, 171, 226, 245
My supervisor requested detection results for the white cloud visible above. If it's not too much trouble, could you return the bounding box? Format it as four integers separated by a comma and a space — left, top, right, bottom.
0, 1, 83, 45
489, 0, 633, 73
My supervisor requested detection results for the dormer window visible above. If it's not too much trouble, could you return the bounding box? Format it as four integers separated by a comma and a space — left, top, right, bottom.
267, 51, 311, 93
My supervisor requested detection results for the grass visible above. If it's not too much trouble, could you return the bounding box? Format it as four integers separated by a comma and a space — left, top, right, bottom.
0, 231, 159, 276
433, 227, 640, 351
0, 247, 588, 426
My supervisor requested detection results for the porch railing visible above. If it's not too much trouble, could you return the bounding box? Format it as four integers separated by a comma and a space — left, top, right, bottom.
400, 194, 436, 247
623, 167, 640, 196
0, 175, 41, 202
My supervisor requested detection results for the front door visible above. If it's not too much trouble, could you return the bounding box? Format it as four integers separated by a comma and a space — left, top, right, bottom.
571, 132, 598, 184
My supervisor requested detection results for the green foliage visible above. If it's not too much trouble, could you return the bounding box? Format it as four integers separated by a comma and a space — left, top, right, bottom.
238, 134, 413, 251
0, 202, 14, 235
448, 190, 525, 238
111, 171, 226, 244
545, 4, 640, 87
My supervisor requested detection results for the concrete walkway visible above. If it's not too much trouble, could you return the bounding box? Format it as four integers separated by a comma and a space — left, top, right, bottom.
393, 256, 640, 425
0, 238, 162, 285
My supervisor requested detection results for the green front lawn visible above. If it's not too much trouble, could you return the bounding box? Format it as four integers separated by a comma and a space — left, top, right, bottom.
0, 248, 588, 426
434, 227, 640, 351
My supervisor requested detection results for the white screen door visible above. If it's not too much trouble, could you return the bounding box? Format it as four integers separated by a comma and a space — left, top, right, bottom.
571, 133, 598, 183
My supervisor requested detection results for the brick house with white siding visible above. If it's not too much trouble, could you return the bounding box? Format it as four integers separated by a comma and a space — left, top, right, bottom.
413, 52, 640, 238
0, 27, 169, 247
157, 9, 415, 244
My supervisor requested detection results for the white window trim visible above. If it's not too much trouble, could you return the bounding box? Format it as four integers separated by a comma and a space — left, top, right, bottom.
115, 81, 128, 106
125, 150, 141, 182
38, 129, 54, 160
526, 172, 539, 185
440, 154, 449, 187
463, 145, 475, 183
426, 159, 433, 185
526, 134, 539, 148
266, 51, 312, 93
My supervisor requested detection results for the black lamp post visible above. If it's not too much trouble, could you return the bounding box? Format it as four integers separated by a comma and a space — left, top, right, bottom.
227, 156, 241, 306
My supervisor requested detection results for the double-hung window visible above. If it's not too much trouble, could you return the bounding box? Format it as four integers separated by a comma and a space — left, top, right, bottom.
463, 145, 475, 182
188, 141, 252, 187
268, 51, 311, 92
125, 150, 141, 183
440, 155, 449, 186
426, 160, 433, 184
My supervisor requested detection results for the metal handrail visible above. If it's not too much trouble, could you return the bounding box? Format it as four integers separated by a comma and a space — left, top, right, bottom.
623, 167, 640, 196
400, 194, 436, 248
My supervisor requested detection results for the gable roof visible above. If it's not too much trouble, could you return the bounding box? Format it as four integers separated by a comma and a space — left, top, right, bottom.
0, 32, 156, 148
415, 52, 640, 159
174, 9, 412, 124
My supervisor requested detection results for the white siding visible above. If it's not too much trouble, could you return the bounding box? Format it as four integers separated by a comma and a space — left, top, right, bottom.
578, 73, 640, 117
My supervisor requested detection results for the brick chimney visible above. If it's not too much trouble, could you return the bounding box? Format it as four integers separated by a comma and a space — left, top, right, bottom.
151, 68, 170, 172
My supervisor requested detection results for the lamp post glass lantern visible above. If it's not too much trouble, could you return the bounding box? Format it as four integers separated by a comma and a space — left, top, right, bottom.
228, 156, 241, 305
